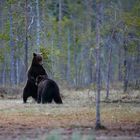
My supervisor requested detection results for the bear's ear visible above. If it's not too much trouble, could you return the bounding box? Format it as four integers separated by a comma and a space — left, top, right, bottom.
33, 53, 37, 57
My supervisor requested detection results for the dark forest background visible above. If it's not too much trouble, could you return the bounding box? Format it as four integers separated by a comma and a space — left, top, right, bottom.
0, 0, 140, 93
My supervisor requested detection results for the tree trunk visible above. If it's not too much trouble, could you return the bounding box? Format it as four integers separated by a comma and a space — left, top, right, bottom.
118, 47, 122, 81
0, 0, 5, 85
25, 0, 28, 73
15, 58, 19, 85
73, 23, 78, 86
51, 32, 54, 77
9, 4, 15, 85
123, 40, 129, 93
36, 0, 40, 50
95, 0, 104, 129
106, 45, 112, 99
67, 28, 71, 82
2, 63, 6, 85
58, 0, 62, 49
1, 54, 6, 85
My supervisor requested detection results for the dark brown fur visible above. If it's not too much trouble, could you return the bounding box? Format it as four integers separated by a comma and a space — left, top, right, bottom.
23, 53, 48, 103
36, 75, 63, 104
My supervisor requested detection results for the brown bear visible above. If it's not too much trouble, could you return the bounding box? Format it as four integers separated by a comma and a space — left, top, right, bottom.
23, 53, 48, 103
36, 75, 63, 104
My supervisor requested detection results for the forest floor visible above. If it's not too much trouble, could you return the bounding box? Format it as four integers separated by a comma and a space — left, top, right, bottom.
0, 88, 140, 140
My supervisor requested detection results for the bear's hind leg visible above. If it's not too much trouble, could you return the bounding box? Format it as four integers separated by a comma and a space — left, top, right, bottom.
42, 90, 53, 104
53, 93, 63, 104
37, 89, 42, 104
23, 92, 28, 103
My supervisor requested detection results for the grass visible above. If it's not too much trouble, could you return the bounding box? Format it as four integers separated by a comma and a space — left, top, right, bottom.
0, 88, 139, 139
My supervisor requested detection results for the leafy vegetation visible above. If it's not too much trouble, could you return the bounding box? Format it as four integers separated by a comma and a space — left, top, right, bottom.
0, 0, 139, 90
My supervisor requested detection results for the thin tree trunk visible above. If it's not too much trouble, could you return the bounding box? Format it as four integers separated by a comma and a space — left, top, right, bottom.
95, 0, 104, 129
25, 0, 28, 73
0, 1, 5, 85
50, 31, 58, 78
123, 40, 128, 93
9, 4, 15, 85
73, 25, 78, 87
2, 53, 6, 85
67, 28, 71, 82
84, 0, 93, 85
16, 58, 19, 85
106, 45, 112, 99
51, 33, 54, 77
95, 49, 101, 128
36, 0, 40, 50
58, 0, 62, 49
2, 63, 6, 85
118, 47, 122, 81
95, 1, 101, 129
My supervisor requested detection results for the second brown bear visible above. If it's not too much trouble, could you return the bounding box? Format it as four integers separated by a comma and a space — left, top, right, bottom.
36, 75, 63, 104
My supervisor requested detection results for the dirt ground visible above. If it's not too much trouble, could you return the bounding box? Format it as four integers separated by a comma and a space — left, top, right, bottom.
0, 89, 140, 140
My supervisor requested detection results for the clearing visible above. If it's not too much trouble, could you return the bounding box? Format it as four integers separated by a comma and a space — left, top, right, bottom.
0, 89, 139, 140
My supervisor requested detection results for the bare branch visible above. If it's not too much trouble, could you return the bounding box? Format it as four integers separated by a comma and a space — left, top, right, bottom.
28, 15, 34, 30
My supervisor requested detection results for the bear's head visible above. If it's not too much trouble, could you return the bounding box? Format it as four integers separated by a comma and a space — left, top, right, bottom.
32, 53, 43, 66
